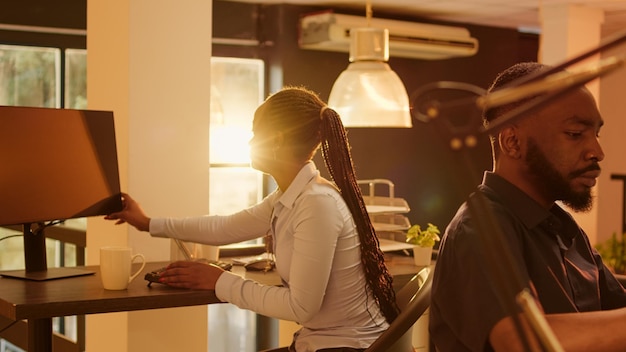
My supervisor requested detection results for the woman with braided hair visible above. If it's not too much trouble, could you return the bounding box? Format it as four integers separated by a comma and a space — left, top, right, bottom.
106, 86, 399, 351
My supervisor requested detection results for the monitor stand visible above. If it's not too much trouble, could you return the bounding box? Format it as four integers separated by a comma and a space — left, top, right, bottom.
0, 223, 94, 281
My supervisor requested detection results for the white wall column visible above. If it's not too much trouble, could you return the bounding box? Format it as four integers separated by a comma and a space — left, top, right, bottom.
539, 4, 604, 243
86, 0, 212, 351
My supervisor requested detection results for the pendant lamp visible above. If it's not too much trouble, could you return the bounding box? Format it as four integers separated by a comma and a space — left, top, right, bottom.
328, 3, 412, 128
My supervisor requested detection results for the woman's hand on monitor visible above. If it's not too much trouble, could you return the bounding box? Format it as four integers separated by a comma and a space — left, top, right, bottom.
104, 192, 151, 232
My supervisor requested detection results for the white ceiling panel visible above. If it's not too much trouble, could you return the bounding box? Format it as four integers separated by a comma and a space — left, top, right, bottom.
229, 0, 626, 31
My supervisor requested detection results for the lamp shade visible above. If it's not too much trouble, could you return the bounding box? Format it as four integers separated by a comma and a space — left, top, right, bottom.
328, 27, 411, 128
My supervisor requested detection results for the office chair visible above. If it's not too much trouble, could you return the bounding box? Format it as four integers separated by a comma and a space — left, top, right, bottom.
616, 274, 626, 288
365, 266, 432, 352
259, 267, 432, 352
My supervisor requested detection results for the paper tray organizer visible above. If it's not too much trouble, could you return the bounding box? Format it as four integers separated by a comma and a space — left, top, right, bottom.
358, 179, 411, 232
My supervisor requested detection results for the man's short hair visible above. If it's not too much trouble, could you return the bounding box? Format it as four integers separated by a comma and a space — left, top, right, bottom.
483, 62, 551, 125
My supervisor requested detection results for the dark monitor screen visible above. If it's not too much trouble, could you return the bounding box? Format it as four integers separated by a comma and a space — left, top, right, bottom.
0, 106, 123, 280
0, 106, 123, 226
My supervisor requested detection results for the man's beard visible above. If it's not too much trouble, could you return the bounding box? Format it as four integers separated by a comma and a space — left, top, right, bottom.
525, 138, 599, 212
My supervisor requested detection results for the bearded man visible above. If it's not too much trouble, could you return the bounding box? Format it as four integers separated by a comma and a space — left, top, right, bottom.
430, 62, 626, 352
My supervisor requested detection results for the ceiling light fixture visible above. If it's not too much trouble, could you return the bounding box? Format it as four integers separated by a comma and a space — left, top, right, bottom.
328, 0, 412, 128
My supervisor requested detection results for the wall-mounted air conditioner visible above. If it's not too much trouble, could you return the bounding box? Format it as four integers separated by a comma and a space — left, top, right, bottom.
298, 12, 479, 60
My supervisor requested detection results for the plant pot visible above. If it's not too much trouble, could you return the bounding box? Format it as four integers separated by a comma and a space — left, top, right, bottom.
413, 246, 432, 266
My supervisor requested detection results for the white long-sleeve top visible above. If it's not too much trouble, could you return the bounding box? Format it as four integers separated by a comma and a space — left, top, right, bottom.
149, 162, 388, 351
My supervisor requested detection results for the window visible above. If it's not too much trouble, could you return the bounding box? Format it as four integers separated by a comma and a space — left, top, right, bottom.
65, 48, 87, 109
0, 43, 87, 351
0, 44, 60, 107
0, 44, 86, 272
208, 57, 266, 352
209, 57, 265, 214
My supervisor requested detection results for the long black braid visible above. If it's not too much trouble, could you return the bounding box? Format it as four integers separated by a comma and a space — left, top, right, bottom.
259, 86, 400, 323
320, 106, 400, 323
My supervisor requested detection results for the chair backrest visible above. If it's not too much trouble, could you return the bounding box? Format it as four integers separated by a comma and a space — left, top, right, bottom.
365, 267, 433, 352
615, 273, 626, 288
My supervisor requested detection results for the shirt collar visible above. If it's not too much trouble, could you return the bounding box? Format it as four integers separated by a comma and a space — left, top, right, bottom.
481, 171, 552, 229
274, 161, 319, 213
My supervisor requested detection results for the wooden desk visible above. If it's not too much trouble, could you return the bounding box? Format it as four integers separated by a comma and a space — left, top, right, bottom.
0, 254, 420, 352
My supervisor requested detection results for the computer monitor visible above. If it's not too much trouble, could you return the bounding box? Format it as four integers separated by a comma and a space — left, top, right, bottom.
0, 106, 123, 280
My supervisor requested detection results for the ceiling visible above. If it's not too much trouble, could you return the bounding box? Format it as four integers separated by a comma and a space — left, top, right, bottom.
231, 0, 626, 33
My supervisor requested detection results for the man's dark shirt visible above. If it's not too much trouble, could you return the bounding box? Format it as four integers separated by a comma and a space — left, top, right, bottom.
430, 172, 626, 352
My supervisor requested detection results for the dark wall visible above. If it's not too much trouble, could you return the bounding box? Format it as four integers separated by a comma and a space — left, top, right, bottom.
0, 0, 86, 48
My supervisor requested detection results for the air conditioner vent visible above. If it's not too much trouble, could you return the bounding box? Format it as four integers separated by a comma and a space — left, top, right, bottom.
299, 12, 479, 60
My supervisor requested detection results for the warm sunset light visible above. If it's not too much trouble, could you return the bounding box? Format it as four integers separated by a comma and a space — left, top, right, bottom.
209, 125, 253, 164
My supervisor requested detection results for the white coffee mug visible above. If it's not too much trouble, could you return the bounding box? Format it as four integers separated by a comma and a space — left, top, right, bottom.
100, 246, 146, 290
201, 244, 220, 262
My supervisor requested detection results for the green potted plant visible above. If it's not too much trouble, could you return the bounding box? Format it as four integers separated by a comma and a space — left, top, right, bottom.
596, 232, 626, 275
406, 223, 440, 266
